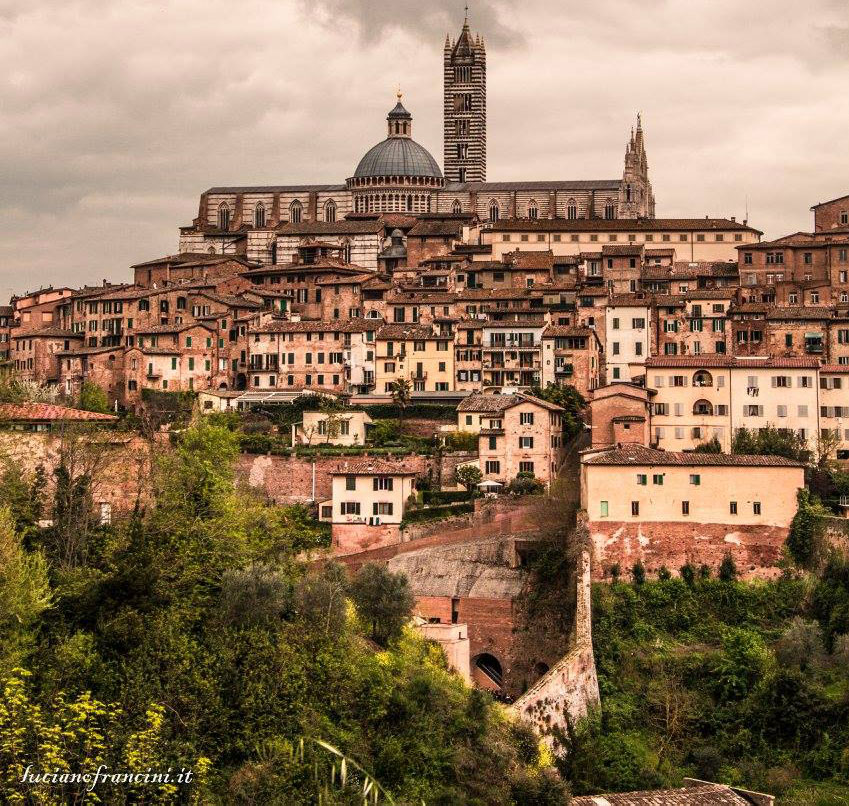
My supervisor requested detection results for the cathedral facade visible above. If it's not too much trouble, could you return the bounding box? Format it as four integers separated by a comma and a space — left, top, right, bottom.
179, 14, 655, 265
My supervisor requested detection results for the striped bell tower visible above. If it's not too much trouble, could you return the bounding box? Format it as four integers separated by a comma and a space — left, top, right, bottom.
443, 9, 486, 183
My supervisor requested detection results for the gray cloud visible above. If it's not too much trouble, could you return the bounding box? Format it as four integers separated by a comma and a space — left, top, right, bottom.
0, 0, 847, 296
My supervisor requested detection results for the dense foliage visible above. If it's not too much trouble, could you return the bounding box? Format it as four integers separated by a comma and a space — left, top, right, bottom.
731, 426, 811, 463
528, 383, 586, 441
0, 422, 562, 804
564, 571, 849, 804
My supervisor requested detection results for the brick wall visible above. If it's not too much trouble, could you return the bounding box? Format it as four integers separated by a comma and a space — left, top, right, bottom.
237, 452, 431, 504
0, 431, 154, 516
513, 544, 600, 749
589, 519, 790, 579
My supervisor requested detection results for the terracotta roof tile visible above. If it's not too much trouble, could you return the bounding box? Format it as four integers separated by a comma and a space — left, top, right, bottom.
585, 444, 803, 468
0, 403, 117, 422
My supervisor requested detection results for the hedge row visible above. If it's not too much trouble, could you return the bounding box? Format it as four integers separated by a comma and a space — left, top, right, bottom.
401, 502, 474, 527
357, 404, 458, 421
421, 490, 473, 505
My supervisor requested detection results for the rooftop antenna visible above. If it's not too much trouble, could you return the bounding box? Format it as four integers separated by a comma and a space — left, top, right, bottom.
745, 194, 749, 225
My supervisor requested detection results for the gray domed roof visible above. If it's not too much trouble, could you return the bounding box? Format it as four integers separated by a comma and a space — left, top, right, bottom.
354, 137, 443, 179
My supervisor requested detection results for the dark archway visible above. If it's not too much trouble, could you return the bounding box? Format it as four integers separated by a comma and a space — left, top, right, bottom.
473, 653, 503, 688
236, 373, 247, 391
533, 661, 550, 678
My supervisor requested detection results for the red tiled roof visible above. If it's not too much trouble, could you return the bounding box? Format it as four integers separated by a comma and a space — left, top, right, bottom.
0, 403, 117, 422
644, 355, 820, 369
584, 444, 803, 468
330, 459, 418, 476
571, 783, 752, 804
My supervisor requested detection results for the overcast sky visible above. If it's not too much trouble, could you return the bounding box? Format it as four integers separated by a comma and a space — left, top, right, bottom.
1, 0, 847, 297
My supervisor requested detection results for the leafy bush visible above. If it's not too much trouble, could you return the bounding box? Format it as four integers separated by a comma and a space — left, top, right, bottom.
506, 471, 545, 496
401, 502, 474, 527
359, 403, 457, 421
422, 490, 473, 505
444, 430, 478, 452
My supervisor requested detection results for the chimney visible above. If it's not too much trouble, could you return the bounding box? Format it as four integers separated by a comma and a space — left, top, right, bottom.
730, 216, 736, 223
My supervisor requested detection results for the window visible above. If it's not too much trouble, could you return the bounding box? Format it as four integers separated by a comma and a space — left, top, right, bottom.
730, 501, 738, 515
488, 200, 499, 222
520, 412, 534, 425
289, 200, 302, 223
341, 502, 360, 515
485, 460, 501, 474
217, 202, 230, 230
631, 501, 639, 516
254, 202, 266, 228
682, 501, 690, 515
373, 502, 393, 516
519, 461, 535, 474
519, 436, 534, 449
637, 474, 647, 485
600, 500, 609, 517
753, 502, 761, 515
690, 474, 700, 486
373, 477, 394, 491
324, 199, 337, 223
652, 474, 663, 485
345, 475, 356, 491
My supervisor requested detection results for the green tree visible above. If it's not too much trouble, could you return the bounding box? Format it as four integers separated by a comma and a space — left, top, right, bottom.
455, 463, 483, 491
719, 552, 738, 582
77, 380, 110, 413
349, 563, 415, 646
529, 383, 586, 440
693, 436, 723, 453
787, 488, 830, 569
732, 425, 811, 463
0, 509, 51, 673
631, 561, 646, 585
389, 377, 412, 421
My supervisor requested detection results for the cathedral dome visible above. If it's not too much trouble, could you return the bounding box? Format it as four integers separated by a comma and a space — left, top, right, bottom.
354, 136, 442, 180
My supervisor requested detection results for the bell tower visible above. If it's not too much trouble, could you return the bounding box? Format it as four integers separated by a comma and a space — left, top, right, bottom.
620, 114, 655, 218
443, 9, 486, 183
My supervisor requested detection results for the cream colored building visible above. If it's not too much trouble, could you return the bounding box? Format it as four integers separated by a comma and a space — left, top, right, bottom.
482, 218, 761, 263
819, 365, 849, 461
605, 296, 651, 383
646, 356, 821, 452
582, 444, 804, 526
294, 410, 372, 446
330, 460, 417, 527
457, 392, 567, 485
375, 323, 454, 393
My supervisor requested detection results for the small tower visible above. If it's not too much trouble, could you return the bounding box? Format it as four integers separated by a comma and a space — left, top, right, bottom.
443, 9, 487, 183
387, 89, 412, 138
620, 114, 655, 219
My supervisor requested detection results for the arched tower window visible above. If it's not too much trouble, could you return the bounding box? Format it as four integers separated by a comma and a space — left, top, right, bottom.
254, 202, 266, 228
488, 200, 499, 222
341, 238, 352, 263
217, 203, 230, 230
566, 198, 577, 220
452, 199, 462, 215
289, 200, 302, 224
324, 199, 337, 223
528, 200, 539, 220
604, 199, 616, 220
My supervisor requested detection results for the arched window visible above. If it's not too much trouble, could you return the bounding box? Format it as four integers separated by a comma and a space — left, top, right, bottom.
324, 199, 336, 223
528, 200, 539, 220
604, 199, 616, 220
693, 370, 713, 387
289, 200, 302, 224
452, 198, 462, 215
341, 239, 351, 263
406, 195, 412, 212
217, 203, 230, 230
254, 202, 266, 228
693, 399, 714, 416
626, 184, 632, 202
566, 198, 577, 220
488, 200, 499, 222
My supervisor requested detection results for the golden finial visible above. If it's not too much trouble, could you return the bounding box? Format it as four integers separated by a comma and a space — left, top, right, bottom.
397, 84, 402, 101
